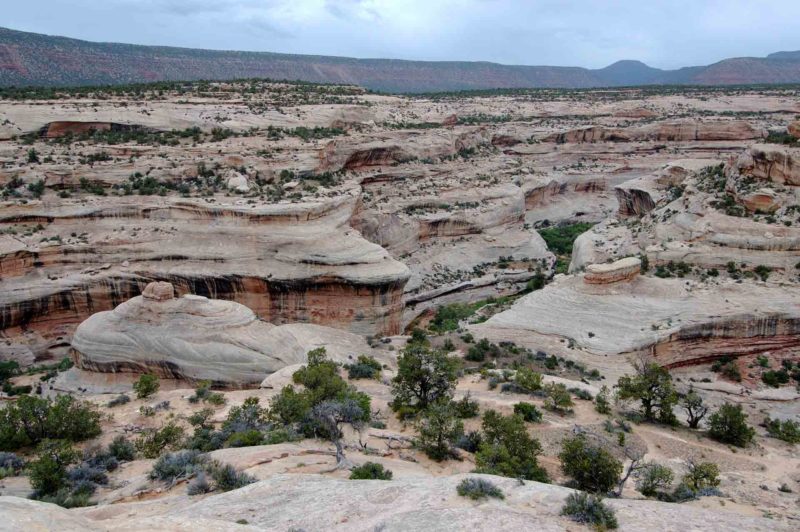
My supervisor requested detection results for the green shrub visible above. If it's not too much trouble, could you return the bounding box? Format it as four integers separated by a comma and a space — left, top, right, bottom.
416, 400, 464, 461
560, 492, 618, 529
636, 463, 674, 497
543, 382, 574, 414
453, 394, 480, 418
681, 460, 720, 491
616, 362, 677, 423
514, 367, 543, 393
430, 303, 480, 332
513, 402, 543, 423
595, 385, 612, 415
108, 436, 135, 461
765, 418, 800, 444
135, 422, 185, 459
391, 345, 458, 414
225, 430, 265, 448
269, 386, 311, 425
207, 461, 256, 492
762, 369, 790, 387
707, 403, 755, 447
0, 452, 24, 479
456, 478, 504, 500
133, 374, 160, 399
559, 434, 622, 494
349, 462, 393, 480
28, 439, 79, 496
149, 450, 206, 482
347, 355, 382, 379
474, 410, 548, 482
0, 395, 102, 451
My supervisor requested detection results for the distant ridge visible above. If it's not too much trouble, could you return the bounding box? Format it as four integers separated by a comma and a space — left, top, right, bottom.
1, 27, 800, 92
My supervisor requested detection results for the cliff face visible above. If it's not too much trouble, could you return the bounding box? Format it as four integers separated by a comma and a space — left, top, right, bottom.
652, 314, 800, 368
546, 121, 766, 144
70, 282, 392, 387
0, 195, 410, 353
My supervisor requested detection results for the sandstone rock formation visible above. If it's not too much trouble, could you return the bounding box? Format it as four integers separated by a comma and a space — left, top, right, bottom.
584, 257, 641, 284
545, 120, 766, 144
71, 282, 386, 387
788, 121, 800, 139
736, 144, 800, 185
0, 474, 790, 532
472, 274, 800, 369
0, 194, 409, 361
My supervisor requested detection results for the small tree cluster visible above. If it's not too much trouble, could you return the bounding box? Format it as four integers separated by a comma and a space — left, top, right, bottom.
616, 360, 677, 424
707, 403, 755, 447
474, 410, 548, 482
559, 434, 622, 494
0, 395, 102, 451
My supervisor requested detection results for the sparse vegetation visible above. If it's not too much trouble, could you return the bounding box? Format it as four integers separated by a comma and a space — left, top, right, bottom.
456, 478, 504, 500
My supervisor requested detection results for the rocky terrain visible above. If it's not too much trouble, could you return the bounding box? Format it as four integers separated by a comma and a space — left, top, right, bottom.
2, 27, 800, 91
1, 80, 799, 530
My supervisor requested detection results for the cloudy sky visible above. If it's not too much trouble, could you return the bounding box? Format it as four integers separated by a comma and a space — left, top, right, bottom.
5, 1, 800, 69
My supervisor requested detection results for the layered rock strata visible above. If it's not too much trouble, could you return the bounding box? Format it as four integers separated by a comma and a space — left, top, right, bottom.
0, 194, 410, 355
71, 282, 385, 387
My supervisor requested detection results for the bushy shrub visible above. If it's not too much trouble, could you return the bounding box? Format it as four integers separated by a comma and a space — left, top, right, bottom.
636, 463, 674, 497
0, 394, 102, 451
391, 345, 458, 414
187, 472, 212, 495
595, 385, 612, 415
107, 394, 130, 408
133, 374, 160, 399
681, 460, 720, 491
456, 478, 504, 500
543, 382, 574, 414
513, 402, 543, 423
765, 417, 800, 444
135, 422, 185, 459
207, 461, 256, 492
560, 492, 618, 529
514, 367, 543, 393
149, 450, 206, 482
570, 387, 593, 401
455, 430, 483, 453
347, 355, 382, 380
453, 394, 480, 418
67, 463, 109, 486
28, 439, 79, 496
416, 400, 464, 461
226, 429, 265, 448
222, 397, 269, 435
108, 435, 136, 461
269, 386, 311, 425
349, 462, 393, 480
0, 452, 24, 478
707, 403, 755, 447
474, 410, 548, 482
559, 435, 622, 494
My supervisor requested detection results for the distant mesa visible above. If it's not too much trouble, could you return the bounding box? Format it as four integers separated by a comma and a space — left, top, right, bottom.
1, 27, 800, 91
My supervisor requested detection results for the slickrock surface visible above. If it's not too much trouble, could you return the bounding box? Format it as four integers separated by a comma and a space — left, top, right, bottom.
0, 474, 790, 532
473, 274, 800, 368
71, 282, 384, 386
584, 256, 641, 284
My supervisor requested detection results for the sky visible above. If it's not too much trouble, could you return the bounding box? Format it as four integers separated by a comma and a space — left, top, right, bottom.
4, 0, 800, 69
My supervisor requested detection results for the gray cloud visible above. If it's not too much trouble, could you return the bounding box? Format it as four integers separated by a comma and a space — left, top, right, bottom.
4, 0, 800, 68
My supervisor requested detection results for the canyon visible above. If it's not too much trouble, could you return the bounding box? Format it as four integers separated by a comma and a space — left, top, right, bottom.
1, 79, 799, 530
